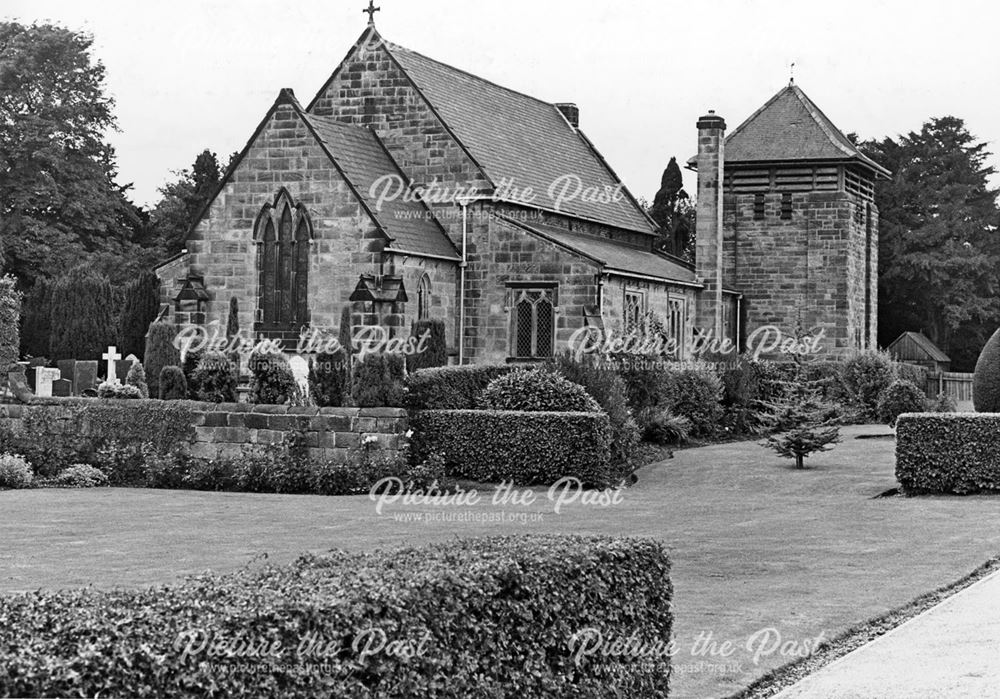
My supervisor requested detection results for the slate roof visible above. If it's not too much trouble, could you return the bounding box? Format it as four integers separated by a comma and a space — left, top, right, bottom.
499, 217, 699, 286
888, 331, 951, 363
381, 40, 656, 235
723, 83, 889, 176
305, 113, 460, 260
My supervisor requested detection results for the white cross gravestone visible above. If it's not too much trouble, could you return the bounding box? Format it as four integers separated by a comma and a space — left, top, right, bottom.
35, 367, 61, 398
103, 345, 123, 384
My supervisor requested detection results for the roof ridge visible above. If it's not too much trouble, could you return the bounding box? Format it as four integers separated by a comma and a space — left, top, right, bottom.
384, 41, 565, 112
788, 85, 857, 158
723, 83, 790, 146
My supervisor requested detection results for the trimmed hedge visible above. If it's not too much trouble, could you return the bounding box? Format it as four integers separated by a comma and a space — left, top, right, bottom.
548, 352, 640, 466
896, 413, 1000, 494
0, 400, 197, 477
0, 535, 672, 698
406, 364, 515, 409
973, 328, 1000, 412
411, 409, 614, 486
478, 367, 600, 413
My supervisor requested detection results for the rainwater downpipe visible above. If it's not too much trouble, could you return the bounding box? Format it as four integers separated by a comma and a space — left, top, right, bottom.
457, 196, 494, 364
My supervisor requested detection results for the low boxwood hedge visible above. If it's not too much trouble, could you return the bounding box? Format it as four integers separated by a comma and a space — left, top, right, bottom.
896, 413, 1000, 494
0, 535, 672, 698
406, 364, 515, 409
411, 409, 614, 486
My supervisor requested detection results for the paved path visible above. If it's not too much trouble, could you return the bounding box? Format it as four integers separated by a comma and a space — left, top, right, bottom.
774, 570, 1000, 698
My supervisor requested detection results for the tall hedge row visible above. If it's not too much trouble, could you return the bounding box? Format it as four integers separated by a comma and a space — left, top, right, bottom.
48, 270, 116, 361
118, 271, 161, 361
411, 409, 614, 486
896, 413, 1000, 494
18, 278, 50, 360
0, 535, 672, 698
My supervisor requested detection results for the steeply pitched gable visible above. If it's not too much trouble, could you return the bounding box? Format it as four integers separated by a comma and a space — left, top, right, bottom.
184, 88, 457, 261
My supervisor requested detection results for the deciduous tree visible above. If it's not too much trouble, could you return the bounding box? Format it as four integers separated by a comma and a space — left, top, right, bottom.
859, 117, 1000, 370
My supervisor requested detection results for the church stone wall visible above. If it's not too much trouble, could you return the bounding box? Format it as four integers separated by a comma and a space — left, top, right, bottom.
601, 276, 698, 346
181, 102, 386, 341
463, 217, 601, 364
385, 254, 459, 347
722, 189, 878, 356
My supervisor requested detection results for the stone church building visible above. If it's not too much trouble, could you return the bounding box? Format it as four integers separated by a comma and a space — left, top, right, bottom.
158, 21, 885, 364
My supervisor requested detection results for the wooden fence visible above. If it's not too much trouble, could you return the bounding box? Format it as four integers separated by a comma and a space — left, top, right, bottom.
925, 372, 975, 407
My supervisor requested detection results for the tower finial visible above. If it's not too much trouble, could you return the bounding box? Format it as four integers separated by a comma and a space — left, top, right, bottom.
789, 61, 796, 85
363, 0, 381, 25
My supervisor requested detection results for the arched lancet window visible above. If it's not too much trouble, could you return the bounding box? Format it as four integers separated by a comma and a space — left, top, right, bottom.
416, 274, 431, 320
254, 189, 312, 331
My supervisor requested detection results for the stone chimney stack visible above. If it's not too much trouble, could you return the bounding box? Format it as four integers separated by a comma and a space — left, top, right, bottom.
555, 103, 580, 128
695, 110, 726, 340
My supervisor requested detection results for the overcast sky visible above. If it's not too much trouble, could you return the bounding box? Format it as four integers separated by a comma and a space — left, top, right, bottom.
7, 0, 1000, 207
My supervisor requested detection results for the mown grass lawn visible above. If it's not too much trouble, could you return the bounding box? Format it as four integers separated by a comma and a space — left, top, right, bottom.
3, 425, 1000, 698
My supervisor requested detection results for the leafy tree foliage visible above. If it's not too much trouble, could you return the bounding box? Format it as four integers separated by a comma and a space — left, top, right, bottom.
146, 149, 223, 258
859, 117, 1000, 370
0, 22, 145, 286
0, 275, 22, 369
649, 157, 695, 261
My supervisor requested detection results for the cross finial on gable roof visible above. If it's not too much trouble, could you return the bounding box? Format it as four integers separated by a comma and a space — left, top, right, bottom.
363, 0, 380, 25
789, 61, 796, 85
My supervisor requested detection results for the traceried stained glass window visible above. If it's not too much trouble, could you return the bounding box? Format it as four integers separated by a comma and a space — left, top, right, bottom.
255, 190, 311, 329
510, 287, 556, 359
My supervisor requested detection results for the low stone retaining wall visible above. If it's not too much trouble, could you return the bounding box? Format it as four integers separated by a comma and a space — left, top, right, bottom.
0, 398, 409, 462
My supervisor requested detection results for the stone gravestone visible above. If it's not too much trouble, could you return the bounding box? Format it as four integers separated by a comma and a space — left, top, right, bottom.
57, 359, 76, 385
74, 361, 99, 395
35, 367, 60, 398
27, 366, 39, 392
52, 378, 72, 397
115, 359, 134, 384
26, 358, 47, 391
